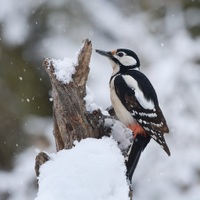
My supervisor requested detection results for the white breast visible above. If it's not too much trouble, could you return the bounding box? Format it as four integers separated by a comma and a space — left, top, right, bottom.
110, 76, 136, 126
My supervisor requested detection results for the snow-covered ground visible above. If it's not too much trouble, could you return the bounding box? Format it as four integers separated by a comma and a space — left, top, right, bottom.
0, 0, 200, 200
35, 137, 129, 200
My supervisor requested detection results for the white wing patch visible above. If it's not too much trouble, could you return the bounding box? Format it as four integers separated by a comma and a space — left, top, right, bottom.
138, 112, 157, 117
122, 75, 155, 110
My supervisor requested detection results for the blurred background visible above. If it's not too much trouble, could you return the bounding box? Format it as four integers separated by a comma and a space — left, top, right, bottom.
0, 0, 200, 199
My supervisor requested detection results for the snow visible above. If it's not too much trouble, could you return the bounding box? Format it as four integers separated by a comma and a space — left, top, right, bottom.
185, 8, 200, 27
1, 1, 200, 200
0, 0, 41, 46
105, 118, 133, 152
0, 148, 37, 200
52, 57, 77, 84
51, 42, 87, 84
84, 86, 101, 112
35, 137, 129, 200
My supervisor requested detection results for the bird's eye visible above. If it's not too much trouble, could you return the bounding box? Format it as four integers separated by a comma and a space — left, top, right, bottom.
117, 52, 124, 57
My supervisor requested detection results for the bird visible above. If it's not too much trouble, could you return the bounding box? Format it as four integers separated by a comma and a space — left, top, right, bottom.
95, 48, 170, 182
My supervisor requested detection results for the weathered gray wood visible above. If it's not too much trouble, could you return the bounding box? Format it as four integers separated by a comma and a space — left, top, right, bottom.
42, 39, 104, 151
35, 152, 50, 177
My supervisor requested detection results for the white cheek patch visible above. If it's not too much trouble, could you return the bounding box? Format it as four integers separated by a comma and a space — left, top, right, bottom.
117, 55, 137, 66
122, 75, 155, 110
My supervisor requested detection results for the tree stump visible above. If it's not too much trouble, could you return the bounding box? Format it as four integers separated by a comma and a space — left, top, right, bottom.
35, 39, 133, 199
46, 39, 105, 150
35, 39, 105, 174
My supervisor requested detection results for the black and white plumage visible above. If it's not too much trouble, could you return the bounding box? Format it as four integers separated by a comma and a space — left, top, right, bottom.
96, 48, 170, 181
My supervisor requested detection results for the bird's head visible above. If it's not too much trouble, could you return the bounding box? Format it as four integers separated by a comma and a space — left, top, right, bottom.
95, 48, 140, 73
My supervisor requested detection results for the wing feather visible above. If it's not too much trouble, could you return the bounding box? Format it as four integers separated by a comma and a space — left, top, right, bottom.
113, 74, 170, 155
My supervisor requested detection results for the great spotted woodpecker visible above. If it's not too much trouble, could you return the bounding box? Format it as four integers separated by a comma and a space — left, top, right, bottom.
96, 48, 170, 181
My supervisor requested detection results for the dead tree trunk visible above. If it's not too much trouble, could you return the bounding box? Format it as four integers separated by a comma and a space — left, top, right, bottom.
45, 39, 104, 151
35, 39, 133, 200
35, 39, 105, 174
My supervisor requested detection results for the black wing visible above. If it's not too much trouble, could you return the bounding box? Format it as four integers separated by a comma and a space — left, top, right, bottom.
114, 73, 170, 155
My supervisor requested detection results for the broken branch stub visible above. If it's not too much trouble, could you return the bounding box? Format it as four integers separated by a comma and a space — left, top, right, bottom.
42, 39, 104, 151
73, 40, 91, 98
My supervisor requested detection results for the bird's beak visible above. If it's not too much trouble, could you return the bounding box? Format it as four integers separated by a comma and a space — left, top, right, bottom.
95, 49, 113, 58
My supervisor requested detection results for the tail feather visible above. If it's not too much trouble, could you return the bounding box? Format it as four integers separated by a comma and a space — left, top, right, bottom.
126, 135, 151, 181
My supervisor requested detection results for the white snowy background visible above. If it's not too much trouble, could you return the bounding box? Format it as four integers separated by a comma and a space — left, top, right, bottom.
0, 0, 200, 200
